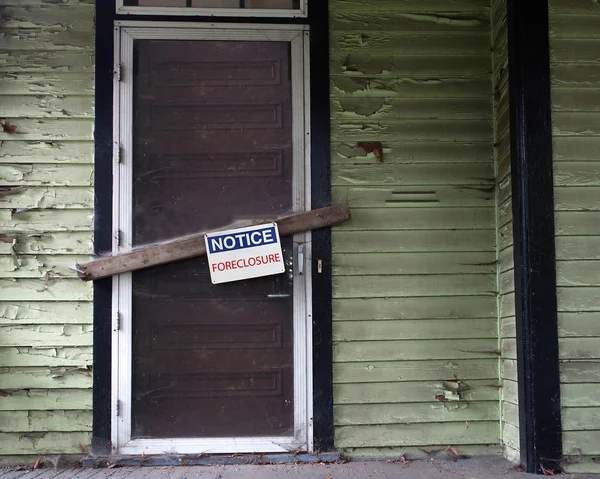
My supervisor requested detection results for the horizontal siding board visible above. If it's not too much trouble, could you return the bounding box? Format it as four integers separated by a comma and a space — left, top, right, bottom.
560, 338, 600, 360
0, 432, 91, 455
555, 186, 600, 211
557, 260, 600, 286
557, 287, 600, 312
551, 39, 600, 63
551, 63, 600, 87
0, 164, 93, 186
0, 118, 93, 140
502, 423, 519, 451
554, 162, 600, 186
334, 402, 498, 426
0, 347, 92, 367
0, 187, 93, 210
0, 411, 91, 433
0, 232, 93, 255
333, 274, 496, 298
0, 141, 94, 164
335, 380, 499, 404
553, 137, 600, 161
332, 230, 495, 253
335, 422, 499, 448
556, 212, 600, 235
0, 95, 94, 118
333, 318, 497, 341
501, 359, 518, 382
332, 252, 495, 276
333, 296, 496, 321
562, 384, 600, 407
553, 112, 600, 135
502, 379, 518, 406
331, 141, 492, 165
333, 359, 499, 383
0, 52, 94, 73
331, 186, 493, 209
0, 210, 93, 233
502, 401, 519, 428
334, 339, 499, 362
0, 302, 92, 325
1, 6, 94, 29
0, 255, 92, 279
331, 76, 491, 99
564, 431, 600, 455
336, 208, 494, 230
340, 444, 502, 458
561, 361, 600, 383
552, 89, 600, 112
0, 28, 94, 52
563, 408, 600, 431
0, 324, 92, 347
0, 389, 91, 411
0, 279, 92, 301
329, 0, 489, 12
0, 367, 91, 389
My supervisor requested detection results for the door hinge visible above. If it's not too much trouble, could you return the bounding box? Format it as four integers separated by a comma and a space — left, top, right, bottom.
114, 311, 121, 331
115, 400, 121, 417
115, 229, 122, 248
114, 64, 123, 82
118, 145, 124, 164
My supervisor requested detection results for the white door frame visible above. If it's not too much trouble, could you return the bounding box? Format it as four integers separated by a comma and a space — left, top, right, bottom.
111, 22, 313, 455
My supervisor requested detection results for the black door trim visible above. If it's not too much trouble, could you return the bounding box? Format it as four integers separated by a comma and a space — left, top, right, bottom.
506, 0, 563, 473
92, 1, 333, 453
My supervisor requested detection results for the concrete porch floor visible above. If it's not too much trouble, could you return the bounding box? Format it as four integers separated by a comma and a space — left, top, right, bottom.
2, 457, 600, 479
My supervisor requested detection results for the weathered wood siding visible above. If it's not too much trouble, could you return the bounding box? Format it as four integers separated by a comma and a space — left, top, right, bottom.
548, 0, 600, 473
330, 0, 500, 456
491, 0, 518, 464
0, 0, 94, 462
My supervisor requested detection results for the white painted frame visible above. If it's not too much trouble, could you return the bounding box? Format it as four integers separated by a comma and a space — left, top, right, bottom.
116, 0, 307, 18
112, 22, 312, 456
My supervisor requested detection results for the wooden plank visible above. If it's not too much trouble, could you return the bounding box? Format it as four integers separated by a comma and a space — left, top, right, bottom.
502, 401, 519, 428
335, 380, 498, 405
564, 461, 600, 474
502, 423, 520, 452
332, 252, 495, 276
0, 301, 91, 325
500, 291, 515, 319
0, 411, 91, 432
330, 32, 489, 56
556, 212, 600, 235
501, 359, 518, 382
78, 204, 351, 281
501, 315, 516, 340
0, 28, 94, 52
0, 324, 92, 347
0, 141, 93, 164
0, 232, 93, 255
499, 221, 514, 250
335, 422, 499, 448
0, 209, 91, 233
560, 337, 600, 360
502, 338, 517, 360
0, 347, 92, 367
553, 112, 600, 136
334, 402, 498, 426
551, 15, 600, 38
333, 318, 497, 341
499, 247, 514, 273
502, 379, 519, 406
555, 186, 600, 211
330, 11, 489, 32
333, 296, 496, 321
329, 0, 489, 12
0, 118, 93, 141
552, 89, 600, 112
331, 186, 493, 208
1, 6, 94, 30
0, 255, 92, 278
0, 367, 91, 389
334, 338, 499, 362
0, 278, 91, 301
331, 75, 491, 99
329, 54, 491, 76
0, 95, 93, 118
0, 164, 93, 186
331, 119, 493, 142
334, 274, 495, 299
336, 208, 494, 230
561, 360, 600, 383
0, 389, 91, 411
331, 140, 492, 164
550, 0, 600, 13
333, 359, 499, 383
0, 187, 93, 210
557, 260, 600, 287
332, 97, 491, 121
552, 63, 600, 89
0, 432, 91, 455
332, 230, 495, 253
557, 286, 600, 311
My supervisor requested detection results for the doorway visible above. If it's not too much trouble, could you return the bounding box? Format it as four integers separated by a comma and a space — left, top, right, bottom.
111, 24, 312, 455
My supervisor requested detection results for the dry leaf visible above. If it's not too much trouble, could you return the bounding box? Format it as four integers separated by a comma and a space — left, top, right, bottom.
1, 119, 17, 134
445, 446, 460, 457
33, 458, 41, 470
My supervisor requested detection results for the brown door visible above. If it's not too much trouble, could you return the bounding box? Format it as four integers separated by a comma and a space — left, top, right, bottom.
130, 40, 296, 439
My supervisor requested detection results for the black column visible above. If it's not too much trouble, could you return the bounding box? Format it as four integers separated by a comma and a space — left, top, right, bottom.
506, 0, 563, 474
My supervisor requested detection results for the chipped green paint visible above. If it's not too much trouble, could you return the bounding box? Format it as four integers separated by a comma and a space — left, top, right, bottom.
330, 0, 499, 455
0, 0, 94, 458
549, 0, 600, 472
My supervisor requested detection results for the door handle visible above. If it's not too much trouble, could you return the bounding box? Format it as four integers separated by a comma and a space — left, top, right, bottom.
297, 244, 304, 276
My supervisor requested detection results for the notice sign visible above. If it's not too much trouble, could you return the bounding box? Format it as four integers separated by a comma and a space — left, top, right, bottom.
204, 223, 285, 284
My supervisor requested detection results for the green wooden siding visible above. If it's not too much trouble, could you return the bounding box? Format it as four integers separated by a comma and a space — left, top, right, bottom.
490, 0, 518, 463
330, 0, 500, 456
0, 0, 94, 462
549, 0, 600, 473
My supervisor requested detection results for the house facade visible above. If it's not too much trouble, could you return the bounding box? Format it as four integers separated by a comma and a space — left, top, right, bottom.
0, 0, 598, 474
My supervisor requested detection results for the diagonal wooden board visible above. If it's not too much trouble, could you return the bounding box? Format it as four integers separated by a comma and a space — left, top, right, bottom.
77, 203, 351, 281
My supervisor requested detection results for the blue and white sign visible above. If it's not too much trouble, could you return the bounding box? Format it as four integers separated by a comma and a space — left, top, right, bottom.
204, 223, 285, 284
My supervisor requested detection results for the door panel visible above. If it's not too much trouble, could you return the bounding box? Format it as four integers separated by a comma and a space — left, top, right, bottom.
130, 40, 295, 439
